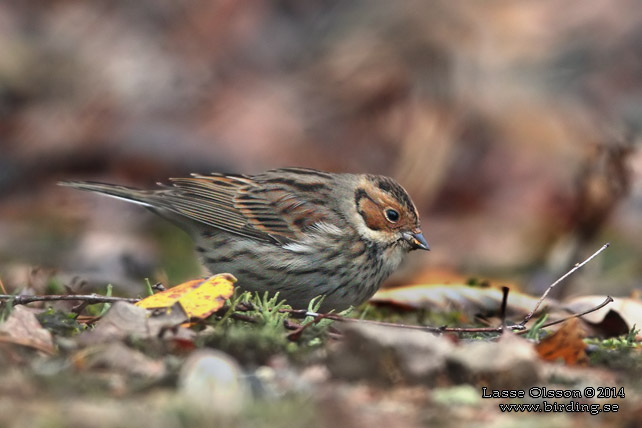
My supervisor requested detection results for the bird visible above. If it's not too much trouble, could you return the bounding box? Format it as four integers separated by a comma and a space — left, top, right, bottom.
60, 167, 429, 311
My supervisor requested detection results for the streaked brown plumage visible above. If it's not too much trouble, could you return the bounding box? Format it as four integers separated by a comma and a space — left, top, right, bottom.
60, 167, 429, 311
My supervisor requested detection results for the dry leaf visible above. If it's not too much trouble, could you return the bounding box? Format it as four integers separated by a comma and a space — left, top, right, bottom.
371, 284, 547, 316
563, 295, 642, 338
535, 318, 588, 365
136, 274, 236, 319
78, 301, 191, 345
0, 306, 55, 354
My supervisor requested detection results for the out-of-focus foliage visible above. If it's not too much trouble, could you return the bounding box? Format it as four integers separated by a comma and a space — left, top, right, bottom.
0, 0, 641, 297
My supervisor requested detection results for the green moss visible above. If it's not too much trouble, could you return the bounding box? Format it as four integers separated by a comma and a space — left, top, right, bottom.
36, 308, 85, 336
201, 292, 336, 365
586, 327, 642, 374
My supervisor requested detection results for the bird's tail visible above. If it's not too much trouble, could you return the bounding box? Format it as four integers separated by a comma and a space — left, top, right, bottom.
58, 181, 155, 208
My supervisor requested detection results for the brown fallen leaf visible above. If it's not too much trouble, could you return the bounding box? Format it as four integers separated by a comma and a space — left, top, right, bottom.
535, 318, 588, 365
563, 295, 642, 338
136, 274, 236, 319
371, 283, 548, 316
78, 301, 192, 345
0, 306, 55, 355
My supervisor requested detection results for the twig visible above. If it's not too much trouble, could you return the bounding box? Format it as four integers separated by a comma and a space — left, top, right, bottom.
285, 309, 499, 333
283, 292, 614, 335
0, 294, 140, 305
516, 296, 614, 334
500, 286, 509, 332
71, 301, 91, 315
519, 243, 610, 327
285, 319, 316, 341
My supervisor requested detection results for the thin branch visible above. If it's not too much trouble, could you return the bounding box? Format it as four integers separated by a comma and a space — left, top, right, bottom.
285, 309, 501, 334
519, 243, 610, 326
516, 296, 614, 334
285, 319, 316, 341
0, 294, 140, 305
283, 293, 614, 335
500, 286, 509, 332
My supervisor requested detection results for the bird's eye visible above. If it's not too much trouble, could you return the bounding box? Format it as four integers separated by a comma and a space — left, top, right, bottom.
384, 208, 400, 223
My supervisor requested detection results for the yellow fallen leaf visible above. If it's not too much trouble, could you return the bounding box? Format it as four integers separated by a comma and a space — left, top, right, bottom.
136, 274, 236, 319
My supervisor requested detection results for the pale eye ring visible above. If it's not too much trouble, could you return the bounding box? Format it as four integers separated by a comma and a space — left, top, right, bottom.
384, 208, 400, 223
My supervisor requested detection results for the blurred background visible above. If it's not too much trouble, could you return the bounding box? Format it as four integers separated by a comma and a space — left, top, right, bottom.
1, 0, 641, 299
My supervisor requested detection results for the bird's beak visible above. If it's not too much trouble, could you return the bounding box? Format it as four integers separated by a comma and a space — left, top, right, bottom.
405, 231, 430, 251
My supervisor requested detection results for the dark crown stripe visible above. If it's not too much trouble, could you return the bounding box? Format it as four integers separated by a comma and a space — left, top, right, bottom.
375, 176, 417, 220
376, 179, 392, 192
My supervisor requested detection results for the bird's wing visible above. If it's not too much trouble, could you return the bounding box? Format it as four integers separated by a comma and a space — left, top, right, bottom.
165, 169, 338, 244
